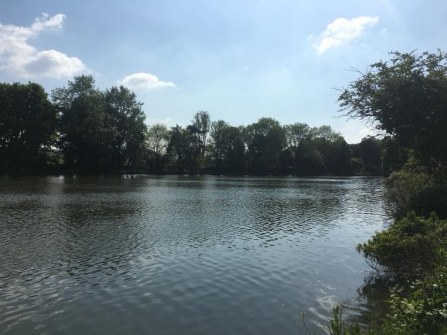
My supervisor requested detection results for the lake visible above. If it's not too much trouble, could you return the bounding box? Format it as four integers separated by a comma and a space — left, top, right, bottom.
0, 175, 389, 334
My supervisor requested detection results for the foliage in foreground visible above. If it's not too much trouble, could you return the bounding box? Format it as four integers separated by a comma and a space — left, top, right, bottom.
334, 213, 447, 335
356, 212, 447, 281
384, 159, 447, 220
322, 269, 447, 335
385, 270, 447, 335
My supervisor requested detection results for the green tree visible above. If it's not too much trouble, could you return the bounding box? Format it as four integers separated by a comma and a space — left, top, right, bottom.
53, 75, 109, 172
310, 125, 342, 142
245, 118, 286, 174
338, 50, 447, 180
381, 136, 408, 176
294, 125, 348, 176
285, 122, 310, 148
210, 120, 230, 173
350, 136, 383, 175
147, 123, 169, 154
166, 125, 197, 174
136, 146, 166, 174
295, 138, 325, 175
53, 76, 147, 173
104, 86, 147, 173
191, 111, 211, 156
221, 126, 246, 174
284, 122, 311, 171
0, 82, 56, 173
323, 137, 353, 175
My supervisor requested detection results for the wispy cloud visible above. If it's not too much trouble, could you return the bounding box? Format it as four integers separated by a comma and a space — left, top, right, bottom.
340, 121, 377, 144
0, 13, 87, 78
146, 117, 172, 125
120, 73, 176, 90
311, 16, 379, 54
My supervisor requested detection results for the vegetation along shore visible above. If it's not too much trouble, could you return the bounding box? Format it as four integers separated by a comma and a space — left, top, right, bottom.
319, 50, 447, 334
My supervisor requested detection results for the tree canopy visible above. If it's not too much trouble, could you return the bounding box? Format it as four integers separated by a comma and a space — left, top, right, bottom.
338, 50, 447, 173
0, 82, 56, 173
52, 75, 147, 173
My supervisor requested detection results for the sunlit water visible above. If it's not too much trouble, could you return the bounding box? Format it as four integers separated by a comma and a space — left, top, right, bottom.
0, 175, 389, 334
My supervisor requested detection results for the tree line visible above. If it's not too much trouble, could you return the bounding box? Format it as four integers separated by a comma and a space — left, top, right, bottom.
0, 74, 386, 176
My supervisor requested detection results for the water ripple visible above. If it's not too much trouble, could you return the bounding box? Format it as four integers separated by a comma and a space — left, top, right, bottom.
0, 176, 390, 334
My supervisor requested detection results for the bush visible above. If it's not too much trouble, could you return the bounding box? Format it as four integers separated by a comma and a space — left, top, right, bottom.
356, 213, 447, 281
328, 306, 362, 335
408, 186, 447, 220
384, 169, 434, 220
386, 269, 447, 335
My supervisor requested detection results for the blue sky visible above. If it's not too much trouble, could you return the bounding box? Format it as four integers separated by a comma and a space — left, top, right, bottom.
1, 0, 446, 143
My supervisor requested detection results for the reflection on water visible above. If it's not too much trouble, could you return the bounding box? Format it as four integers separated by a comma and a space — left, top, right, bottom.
0, 175, 389, 334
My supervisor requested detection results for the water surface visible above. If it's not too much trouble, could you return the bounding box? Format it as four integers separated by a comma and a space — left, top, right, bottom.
0, 175, 389, 334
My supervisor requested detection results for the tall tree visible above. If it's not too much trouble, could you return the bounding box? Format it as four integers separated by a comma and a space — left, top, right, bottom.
284, 122, 311, 171
221, 126, 246, 174
191, 111, 211, 155
381, 136, 408, 175
104, 86, 147, 173
166, 125, 197, 174
294, 126, 351, 176
357, 136, 382, 175
53, 75, 108, 172
245, 118, 286, 174
147, 123, 169, 154
323, 137, 353, 175
285, 123, 310, 148
210, 120, 230, 173
338, 50, 447, 178
310, 125, 342, 142
0, 82, 56, 173
295, 138, 325, 175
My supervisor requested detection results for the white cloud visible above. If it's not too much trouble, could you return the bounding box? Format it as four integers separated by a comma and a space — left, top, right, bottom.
0, 13, 87, 78
7, 50, 86, 78
120, 73, 176, 90
146, 117, 172, 125
340, 121, 377, 144
312, 16, 379, 54
159, 118, 172, 124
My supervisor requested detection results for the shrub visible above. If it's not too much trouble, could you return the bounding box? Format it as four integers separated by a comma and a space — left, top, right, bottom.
356, 213, 447, 281
386, 270, 447, 335
384, 169, 434, 220
408, 186, 447, 219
